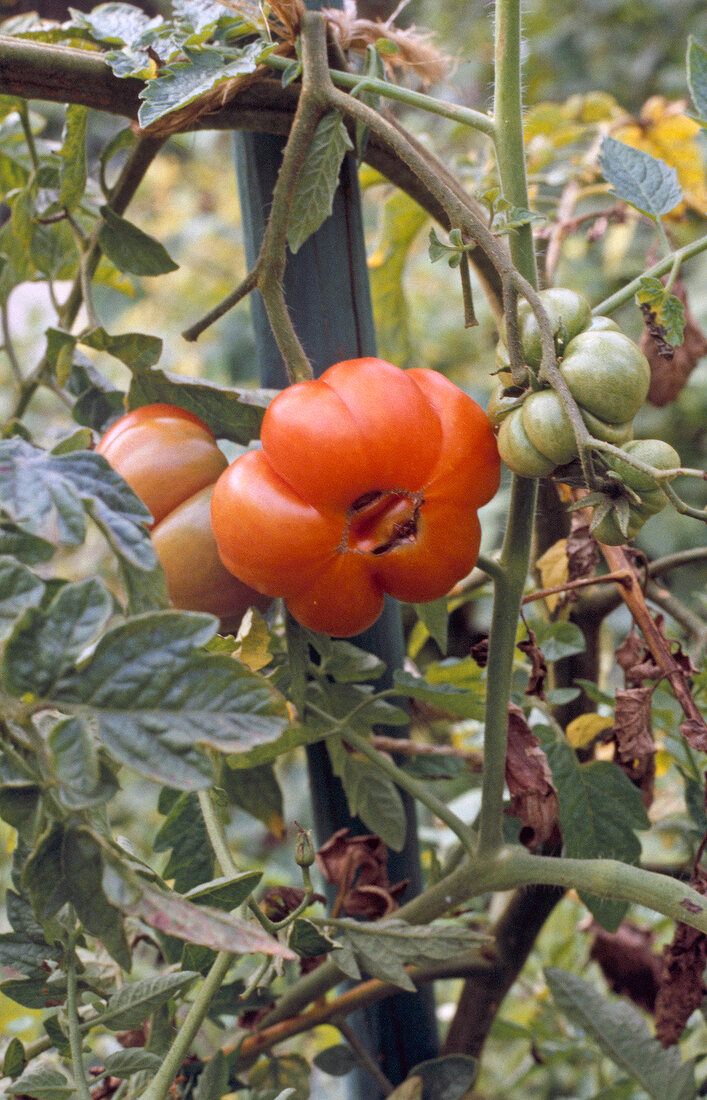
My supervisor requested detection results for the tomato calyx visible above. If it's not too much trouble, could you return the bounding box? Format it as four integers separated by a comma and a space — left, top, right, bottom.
345, 489, 423, 555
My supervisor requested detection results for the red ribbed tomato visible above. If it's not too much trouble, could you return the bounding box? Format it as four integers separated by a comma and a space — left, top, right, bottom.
97, 404, 268, 630
211, 358, 500, 637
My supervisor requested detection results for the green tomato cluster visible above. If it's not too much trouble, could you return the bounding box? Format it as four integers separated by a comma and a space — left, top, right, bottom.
591, 438, 681, 545
487, 289, 680, 543
490, 289, 651, 478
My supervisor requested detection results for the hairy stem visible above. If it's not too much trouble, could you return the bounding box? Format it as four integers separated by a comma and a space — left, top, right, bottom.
66, 927, 93, 1100
594, 231, 707, 315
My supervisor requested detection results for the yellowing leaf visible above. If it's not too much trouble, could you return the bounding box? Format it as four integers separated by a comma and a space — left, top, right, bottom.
367, 188, 428, 366
233, 608, 273, 672
566, 714, 614, 750
536, 538, 568, 614
614, 96, 707, 217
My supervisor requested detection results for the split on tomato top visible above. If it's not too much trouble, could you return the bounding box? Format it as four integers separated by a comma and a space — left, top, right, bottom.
211, 358, 501, 637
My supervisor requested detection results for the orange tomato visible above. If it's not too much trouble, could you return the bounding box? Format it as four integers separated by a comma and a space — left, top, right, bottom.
211, 358, 500, 637
97, 404, 268, 630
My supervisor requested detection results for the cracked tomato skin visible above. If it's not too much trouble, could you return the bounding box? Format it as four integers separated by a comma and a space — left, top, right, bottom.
210, 358, 501, 637
97, 404, 268, 629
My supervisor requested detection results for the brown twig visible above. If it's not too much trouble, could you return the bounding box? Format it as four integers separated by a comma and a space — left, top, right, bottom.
521, 568, 634, 605
370, 735, 482, 772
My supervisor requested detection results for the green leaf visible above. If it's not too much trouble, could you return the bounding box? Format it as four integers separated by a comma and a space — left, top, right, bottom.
409, 1055, 479, 1100
314, 1044, 358, 1077
288, 111, 353, 254
22, 824, 69, 920
545, 967, 697, 1100
183, 871, 262, 910
62, 827, 132, 970
0, 437, 154, 568
58, 104, 87, 210
128, 366, 272, 444
154, 791, 214, 892
542, 737, 649, 930
412, 598, 448, 655
310, 635, 387, 683
196, 1048, 230, 1099
101, 1049, 163, 1079
0, 975, 64, 1010
0, 932, 60, 975
5, 890, 46, 941
328, 737, 407, 851
98, 205, 178, 276
0, 524, 54, 566
0, 557, 44, 642
2, 1036, 25, 1079
7, 1065, 73, 1099
222, 761, 285, 837
81, 326, 163, 370
47, 716, 118, 810
330, 917, 487, 993
225, 723, 325, 769
530, 620, 586, 661
99, 971, 201, 1031
2, 578, 113, 697
138, 44, 261, 128
687, 36, 707, 123
51, 611, 289, 789
599, 136, 683, 218
289, 918, 337, 958
393, 667, 484, 720
70, 2, 160, 46
368, 188, 428, 365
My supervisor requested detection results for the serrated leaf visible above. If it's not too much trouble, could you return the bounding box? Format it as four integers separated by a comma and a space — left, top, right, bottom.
393, 668, 484, 720
49, 611, 289, 789
47, 715, 118, 810
546, 967, 697, 1100
2, 578, 113, 697
101, 1049, 163, 1078
330, 918, 486, 993
154, 791, 214, 893
183, 870, 262, 910
288, 111, 353, 254
62, 827, 131, 970
7, 1064, 73, 1099
599, 136, 683, 217
530, 620, 586, 661
289, 918, 336, 958
328, 737, 406, 850
409, 1055, 478, 1100
0, 437, 155, 570
128, 367, 271, 444
70, 2, 160, 46
100, 970, 200, 1030
688, 37, 707, 123
0, 557, 44, 642
98, 205, 177, 276
81, 326, 163, 370
58, 103, 87, 210
542, 737, 649, 930
138, 44, 261, 129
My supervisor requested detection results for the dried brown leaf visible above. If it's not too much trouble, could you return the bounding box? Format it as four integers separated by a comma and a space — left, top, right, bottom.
566, 516, 600, 584
505, 704, 560, 849
642, 280, 707, 406
589, 920, 662, 1013
655, 871, 707, 1046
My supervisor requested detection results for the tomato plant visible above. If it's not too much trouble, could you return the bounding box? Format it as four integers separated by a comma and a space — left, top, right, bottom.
97, 404, 268, 628
211, 358, 500, 636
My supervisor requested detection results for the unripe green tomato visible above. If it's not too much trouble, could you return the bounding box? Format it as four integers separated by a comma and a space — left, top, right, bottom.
509, 287, 592, 368
592, 506, 645, 546
584, 315, 621, 334
520, 389, 578, 466
607, 438, 681, 493
494, 341, 527, 390
581, 408, 633, 446
559, 330, 650, 424
634, 487, 669, 518
486, 383, 522, 430
497, 407, 557, 478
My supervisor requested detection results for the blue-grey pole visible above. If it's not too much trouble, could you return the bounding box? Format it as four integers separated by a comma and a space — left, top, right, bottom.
232, 18, 439, 1097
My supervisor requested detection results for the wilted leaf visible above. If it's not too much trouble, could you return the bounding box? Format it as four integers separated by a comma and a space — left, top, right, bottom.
138, 44, 261, 129
656, 869, 707, 1047
505, 705, 559, 849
